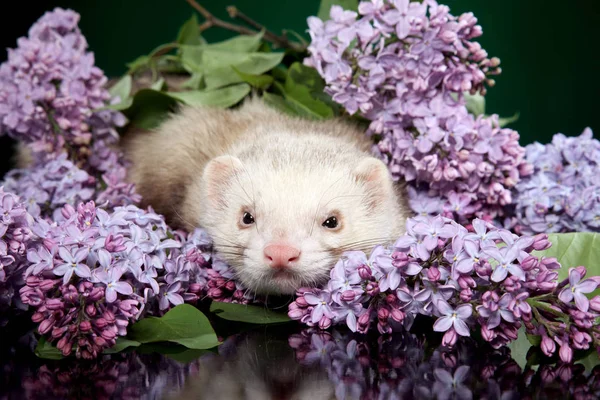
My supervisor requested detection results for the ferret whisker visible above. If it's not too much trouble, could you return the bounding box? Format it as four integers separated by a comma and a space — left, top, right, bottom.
310, 176, 344, 237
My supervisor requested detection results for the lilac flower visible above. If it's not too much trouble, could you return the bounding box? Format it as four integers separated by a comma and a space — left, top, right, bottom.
95, 266, 133, 303
54, 247, 91, 284
433, 300, 472, 336
558, 268, 598, 312
483, 245, 524, 282
158, 281, 185, 310
304, 289, 335, 323
514, 128, 600, 234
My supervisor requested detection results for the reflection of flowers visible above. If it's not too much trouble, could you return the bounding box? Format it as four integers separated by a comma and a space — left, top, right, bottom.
290, 328, 600, 400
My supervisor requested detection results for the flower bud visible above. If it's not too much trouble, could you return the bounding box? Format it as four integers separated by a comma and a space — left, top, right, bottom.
288, 307, 305, 320
558, 339, 573, 363
377, 307, 389, 322
94, 317, 108, 329
427, 266, 441, 281
390, 308, 405, 322
38, 319, 54, 334
541, 335, 556, 356
39, 279, 57, 291
589, 296, 600, 312
101, 328, 117, 341
358, 265, 372, 280
79, 320, 92, 332
531, 234, 551, 251
481, 325, 495, 342
189, 283, 202, 293
295, 296, 309, 308
520, 256, 538, 271
340, 290, 356, 302
318, 316, 332, 330
45, 298, 64, 310
32, 312, 45, 322
391, 251, 409, 268
442, 328, 458, 347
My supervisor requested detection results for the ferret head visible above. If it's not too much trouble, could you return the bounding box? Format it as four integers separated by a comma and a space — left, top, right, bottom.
191, 134, 406, 295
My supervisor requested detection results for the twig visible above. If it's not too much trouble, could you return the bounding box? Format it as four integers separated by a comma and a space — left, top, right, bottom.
184, 0, 306, 53
226, 6, 263, 31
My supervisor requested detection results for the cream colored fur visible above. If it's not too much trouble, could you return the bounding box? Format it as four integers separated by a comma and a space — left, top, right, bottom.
124, 98, 410, 294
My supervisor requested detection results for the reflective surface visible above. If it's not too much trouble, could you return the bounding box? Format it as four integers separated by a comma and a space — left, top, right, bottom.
2, 325, 599, 400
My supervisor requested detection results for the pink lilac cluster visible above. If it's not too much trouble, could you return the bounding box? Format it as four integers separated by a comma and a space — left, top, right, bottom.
0, 188, 34, 318
305, 0, 531, 220
288, 214, 600, 363
512, 128, 600, 234
290, 328, 600, 400
18, 200, 248, 358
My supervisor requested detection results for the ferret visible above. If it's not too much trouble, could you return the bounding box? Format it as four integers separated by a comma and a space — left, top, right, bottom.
124, 98, 410, 294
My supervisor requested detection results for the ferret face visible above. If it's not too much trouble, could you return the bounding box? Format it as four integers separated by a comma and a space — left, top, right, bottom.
196, 152, 404, 295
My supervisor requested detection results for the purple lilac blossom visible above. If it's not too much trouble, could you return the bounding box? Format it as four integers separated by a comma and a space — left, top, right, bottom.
288, 214, 600, 363
0, 188, 34, 319
512, 128, 600, 234
18, 200, 250, 358
306, 0, 531, 222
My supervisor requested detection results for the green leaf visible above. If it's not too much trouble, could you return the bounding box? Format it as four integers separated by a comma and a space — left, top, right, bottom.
129, 304, 221, 349
526, 333, 541, 347
167, 84, 250, 108
277, 62, 334, 119
150, 77, 166, 91
262, 92, 298, 116
35, 337, 64, 360
203, 52, 284, 89
464, 92, 485, 116
210, 301, 291, 324
536, 233, 600, 278
497, 112, 520, 127
103, 338, 141, 354
122, 89, 178, 130
206, 32, 264, 53
232, 67, 274, 90
508, 328, 532, 370
180, 45, 204, 73
108, 75, 132, 102
536, 232, 600, 297
176, 14, 202, 46
577, 349, 600, 372
180, 73, 204, 90
317, 0, 359, 21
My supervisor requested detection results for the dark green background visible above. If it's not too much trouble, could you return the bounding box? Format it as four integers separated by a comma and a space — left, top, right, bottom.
1, 0, 598, 175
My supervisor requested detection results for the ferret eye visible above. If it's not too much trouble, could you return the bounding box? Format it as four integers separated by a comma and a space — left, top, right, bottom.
242, 212, 255, 226
322, 216, 338, 229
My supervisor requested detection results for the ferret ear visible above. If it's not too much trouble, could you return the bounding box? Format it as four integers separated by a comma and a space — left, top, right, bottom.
202, 155, 245, 208
352, 157, 394, 212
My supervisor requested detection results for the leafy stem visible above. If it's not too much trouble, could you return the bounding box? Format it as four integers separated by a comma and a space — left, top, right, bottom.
184, 0, 306, 53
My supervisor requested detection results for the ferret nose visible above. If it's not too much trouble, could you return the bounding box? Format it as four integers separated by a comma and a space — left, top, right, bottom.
264, 243, 301, 269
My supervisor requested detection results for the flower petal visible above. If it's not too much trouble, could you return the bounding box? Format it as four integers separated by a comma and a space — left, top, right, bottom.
573, 292, 590, 312
453, 318, 470, 336
433, 316, 453, 332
